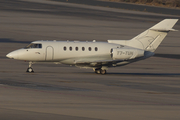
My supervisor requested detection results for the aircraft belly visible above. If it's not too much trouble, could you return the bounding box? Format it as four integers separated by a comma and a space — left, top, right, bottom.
60, 54, 112, 66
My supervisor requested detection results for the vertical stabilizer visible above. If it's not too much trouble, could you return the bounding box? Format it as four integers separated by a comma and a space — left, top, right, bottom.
129, 19, 178, 52
108, 19, 178, 52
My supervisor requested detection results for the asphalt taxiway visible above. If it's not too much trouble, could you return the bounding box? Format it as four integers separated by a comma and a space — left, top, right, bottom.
0, 0, 180, 120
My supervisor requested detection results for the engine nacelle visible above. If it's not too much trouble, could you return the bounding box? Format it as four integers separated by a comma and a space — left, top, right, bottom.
111, 48, 144, 60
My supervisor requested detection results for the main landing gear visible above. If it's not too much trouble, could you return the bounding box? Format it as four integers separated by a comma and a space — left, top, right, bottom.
26, 62, 34, 73
94, 68, 107, 75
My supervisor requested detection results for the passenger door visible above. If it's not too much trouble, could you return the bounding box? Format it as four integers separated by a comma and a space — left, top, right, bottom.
45, 46, 54, 61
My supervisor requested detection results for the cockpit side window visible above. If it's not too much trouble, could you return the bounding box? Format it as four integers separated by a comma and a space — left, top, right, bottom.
24, 43, 42, 49
34, 44, 42, 48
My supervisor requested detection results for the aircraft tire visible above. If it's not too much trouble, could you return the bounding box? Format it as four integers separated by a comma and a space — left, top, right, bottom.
95, 68, 101, 74
100, 69, 106, 75
26, 67, 34, 73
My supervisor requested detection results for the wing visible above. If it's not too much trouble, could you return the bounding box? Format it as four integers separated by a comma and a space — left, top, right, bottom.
75, 59, 122, 68
74, 54, 146, 68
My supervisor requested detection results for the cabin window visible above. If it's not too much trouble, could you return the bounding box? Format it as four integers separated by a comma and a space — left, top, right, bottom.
82, 47, 85, 51
75, 47, 78, 51
95, 47, 98, 51
24, 43, 42, 49
63, 46, 66, 51
69, 46, 72, 51
88, 47, 91, 51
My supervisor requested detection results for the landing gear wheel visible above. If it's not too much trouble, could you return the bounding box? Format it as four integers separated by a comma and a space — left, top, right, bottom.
94, 68, 107, 75
100, 69, 106, 75
26, 62, 34, 73
95, 68, 101, 74
26, 67, 34, 73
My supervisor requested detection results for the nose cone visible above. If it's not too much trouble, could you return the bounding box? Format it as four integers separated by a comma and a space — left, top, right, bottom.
6, 50, 19, 59
6, 53, 12, 58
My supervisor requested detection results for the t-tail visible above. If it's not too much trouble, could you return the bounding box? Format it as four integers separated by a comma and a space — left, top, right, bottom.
108, 19, 179, 53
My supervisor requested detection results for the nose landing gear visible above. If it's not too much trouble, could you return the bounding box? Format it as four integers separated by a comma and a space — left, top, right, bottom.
26, 62, 34, 73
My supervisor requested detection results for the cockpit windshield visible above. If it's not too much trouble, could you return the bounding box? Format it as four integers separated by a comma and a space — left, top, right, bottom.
24, 43, 42, 49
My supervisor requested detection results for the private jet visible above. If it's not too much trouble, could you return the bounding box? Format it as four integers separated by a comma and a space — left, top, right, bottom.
6, 19, 178, 74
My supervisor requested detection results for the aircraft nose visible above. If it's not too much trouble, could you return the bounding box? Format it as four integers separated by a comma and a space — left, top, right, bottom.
6, 53, 12, 58
6, 51, 18, 59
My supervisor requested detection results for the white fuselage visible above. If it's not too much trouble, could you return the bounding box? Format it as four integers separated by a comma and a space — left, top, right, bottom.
7, 41, 122, 64
7, 40, 145, 68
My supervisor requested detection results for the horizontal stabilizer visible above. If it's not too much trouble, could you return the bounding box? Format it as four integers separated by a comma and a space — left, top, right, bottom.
150, 19, 179, 32
150, 28, 178, 32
